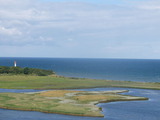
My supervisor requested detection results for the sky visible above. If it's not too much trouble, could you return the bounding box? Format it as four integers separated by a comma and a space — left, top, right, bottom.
0, 0, 160, 59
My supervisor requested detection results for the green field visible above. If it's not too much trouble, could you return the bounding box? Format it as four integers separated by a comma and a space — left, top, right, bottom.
0, 90, 148, 117
0, 75, 158, 117
0, 75, 160, 90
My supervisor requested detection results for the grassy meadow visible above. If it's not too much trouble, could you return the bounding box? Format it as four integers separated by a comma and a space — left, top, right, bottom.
0, 75, 160, 90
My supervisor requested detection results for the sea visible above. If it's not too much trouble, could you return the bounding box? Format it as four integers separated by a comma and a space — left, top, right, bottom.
0, 57, 160, 120
1, 57, 160, 82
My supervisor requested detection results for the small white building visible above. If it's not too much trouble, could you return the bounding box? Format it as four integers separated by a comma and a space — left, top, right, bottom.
14, 61, 17, 67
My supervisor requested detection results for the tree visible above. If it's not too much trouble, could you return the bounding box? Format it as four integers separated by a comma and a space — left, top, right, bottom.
0, 66, 54, 76
0, 66, 10, 74
9, 67, 23, 74
23, 67, 30, 74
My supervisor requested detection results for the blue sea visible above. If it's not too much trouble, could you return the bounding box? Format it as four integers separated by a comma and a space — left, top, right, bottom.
1, 57, 160, 82
0, 57, 160, 120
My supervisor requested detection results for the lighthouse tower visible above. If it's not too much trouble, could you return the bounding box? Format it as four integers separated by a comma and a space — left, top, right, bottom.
14, 61, 17, 67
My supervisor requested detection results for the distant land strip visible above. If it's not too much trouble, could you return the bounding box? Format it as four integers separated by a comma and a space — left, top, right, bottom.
0, 66, 54, 76
0, 75, 159, 90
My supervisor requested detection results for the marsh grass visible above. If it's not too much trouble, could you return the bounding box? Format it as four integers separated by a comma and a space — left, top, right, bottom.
0, 90, 148, 117
0, 75, 155, 117
73, 94, 120, 103
0, 75, 160, 90
39, 90, 81, 97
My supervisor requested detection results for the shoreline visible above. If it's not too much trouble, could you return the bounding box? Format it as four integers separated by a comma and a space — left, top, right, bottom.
0, 90, 148, 117
0, 98, 148, 118
0, 106, 104, 117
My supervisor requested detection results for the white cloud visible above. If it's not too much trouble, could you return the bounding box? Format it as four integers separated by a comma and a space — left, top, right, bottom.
0, 0, 160, 58
136, 0, 160, 10
0, 26, 22, 35
139, 6, 160, 10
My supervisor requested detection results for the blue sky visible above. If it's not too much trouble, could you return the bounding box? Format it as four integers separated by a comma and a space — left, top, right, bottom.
40, 0, 149, 5
0, 0, 160, 59
40, 0, 125, 5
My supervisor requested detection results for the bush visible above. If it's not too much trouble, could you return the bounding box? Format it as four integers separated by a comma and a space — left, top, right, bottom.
23, 67, 29, 74
0, 66, 54, 76
0, 66, 10, 74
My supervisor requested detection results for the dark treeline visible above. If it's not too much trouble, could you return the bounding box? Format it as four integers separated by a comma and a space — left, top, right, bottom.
0, 66, 55, 76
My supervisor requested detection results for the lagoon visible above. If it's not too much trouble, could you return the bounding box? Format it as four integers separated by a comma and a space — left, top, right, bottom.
0, 88, 159, 120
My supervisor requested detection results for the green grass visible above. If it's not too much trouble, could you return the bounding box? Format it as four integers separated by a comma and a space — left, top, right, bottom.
0, 75, 156, 117
0, 75, 160, 90
0, 90, 148, 117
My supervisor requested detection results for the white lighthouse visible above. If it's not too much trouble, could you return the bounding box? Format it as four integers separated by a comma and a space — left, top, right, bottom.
14, 61, 17, 67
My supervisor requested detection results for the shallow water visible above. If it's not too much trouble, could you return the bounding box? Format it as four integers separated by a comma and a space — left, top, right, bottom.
0, 89, 43, 93
0, 88, 159, 120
